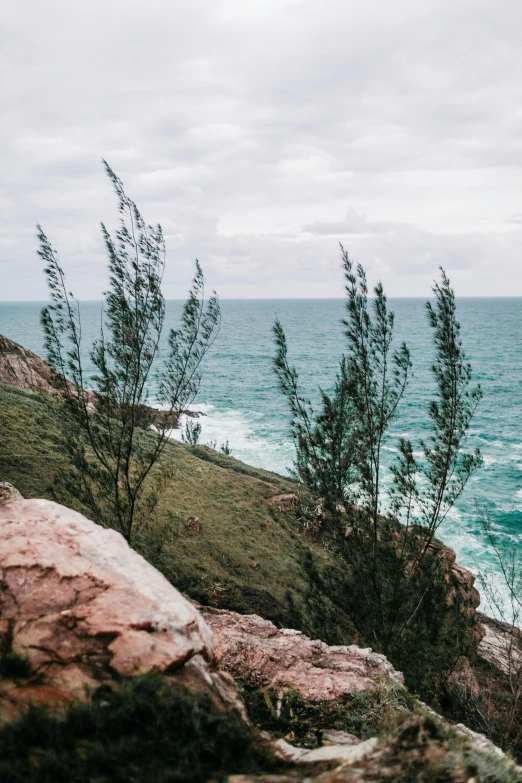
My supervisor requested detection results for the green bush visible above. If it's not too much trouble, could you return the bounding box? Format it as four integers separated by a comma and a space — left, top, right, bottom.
242, 678, 416, 747
0, 674, 278, 783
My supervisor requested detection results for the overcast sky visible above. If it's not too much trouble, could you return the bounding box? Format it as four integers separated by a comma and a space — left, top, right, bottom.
1, 0, 522, 300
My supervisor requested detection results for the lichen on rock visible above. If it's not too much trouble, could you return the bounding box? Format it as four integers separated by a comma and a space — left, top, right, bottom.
0, 496, 244, 719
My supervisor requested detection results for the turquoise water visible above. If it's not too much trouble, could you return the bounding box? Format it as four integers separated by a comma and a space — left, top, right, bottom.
1, 298, 521, 604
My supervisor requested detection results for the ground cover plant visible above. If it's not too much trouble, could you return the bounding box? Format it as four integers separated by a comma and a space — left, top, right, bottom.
242, 678, 417, 746
0, 674, 277, 783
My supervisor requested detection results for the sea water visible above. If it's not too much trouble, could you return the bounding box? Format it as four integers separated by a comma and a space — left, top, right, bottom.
1, 298, 521, 608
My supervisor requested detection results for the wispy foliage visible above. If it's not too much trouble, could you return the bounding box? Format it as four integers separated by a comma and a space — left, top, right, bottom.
273, 319, 356, 501
39, 162, 220, 543
273, 248, 482, 692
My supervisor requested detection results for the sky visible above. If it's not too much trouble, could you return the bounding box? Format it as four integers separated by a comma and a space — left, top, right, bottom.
1, 0, 522, 300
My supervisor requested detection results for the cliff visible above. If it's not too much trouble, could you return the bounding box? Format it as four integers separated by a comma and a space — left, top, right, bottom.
0, 334, 70, 398
0, 487, 519, 782
1, 336, 521, 772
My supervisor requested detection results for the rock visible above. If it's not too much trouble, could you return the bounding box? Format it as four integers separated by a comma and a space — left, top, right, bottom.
0, 483, 22, 502
0, 497, 244, 720
0, 335, 65, 397
186, 516, 200, 533
199, 605, 403, 703
478, 613, 522, 676
454, 722, 506, 758
449, 560, 481, 611
0, 333, 180, 427
266, 494, 297, 511
273, 735, 378, 764
322, 729, 361, 746
445, 655, 480, 701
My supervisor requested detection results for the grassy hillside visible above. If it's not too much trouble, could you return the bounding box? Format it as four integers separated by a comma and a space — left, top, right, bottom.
0, 381, 353, 639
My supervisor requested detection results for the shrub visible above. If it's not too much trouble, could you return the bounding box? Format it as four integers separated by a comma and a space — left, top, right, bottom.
0, 674, 277, 783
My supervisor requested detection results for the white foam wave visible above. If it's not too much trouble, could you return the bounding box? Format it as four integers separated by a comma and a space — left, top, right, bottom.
170, 403, 294, 476
168, 402, 517, 620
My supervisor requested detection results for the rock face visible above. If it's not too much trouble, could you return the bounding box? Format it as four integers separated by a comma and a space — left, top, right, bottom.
0, 333, 193, 428
0, 483, 22, 502
0, 496, 242, 718
444, 546, 481, 615
273, 735, 378, 764
266, 493, 297, 511
200, 605, 403, 703
0, 335, 65, 397
478, 612, 522, 676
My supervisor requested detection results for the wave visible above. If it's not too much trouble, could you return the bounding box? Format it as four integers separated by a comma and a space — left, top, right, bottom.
170, 400, 519, 618
170, 403, 294, 476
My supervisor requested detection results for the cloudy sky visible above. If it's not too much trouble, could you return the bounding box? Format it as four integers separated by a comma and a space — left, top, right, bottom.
1, 0, 522, 299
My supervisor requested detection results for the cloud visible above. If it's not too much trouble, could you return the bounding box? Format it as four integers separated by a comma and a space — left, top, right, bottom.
0, 0, 521, 299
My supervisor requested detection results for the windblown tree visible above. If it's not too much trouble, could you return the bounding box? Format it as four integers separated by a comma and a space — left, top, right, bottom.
272, 331, 356, 503
39, 162, 220, 544
274, 248, 482, 690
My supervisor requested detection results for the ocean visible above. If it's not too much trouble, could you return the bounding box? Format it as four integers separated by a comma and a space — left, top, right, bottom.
1, 298, 521, 608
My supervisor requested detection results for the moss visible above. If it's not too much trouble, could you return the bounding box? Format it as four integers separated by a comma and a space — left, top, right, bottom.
0, 674, 280, 783
242, 678, 417, 747
370, 715, 522, 783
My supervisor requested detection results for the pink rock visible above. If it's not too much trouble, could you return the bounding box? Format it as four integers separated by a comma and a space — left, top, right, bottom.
200, 606, 403, 703
0, 497, 241, 713
266, 494, 297, 511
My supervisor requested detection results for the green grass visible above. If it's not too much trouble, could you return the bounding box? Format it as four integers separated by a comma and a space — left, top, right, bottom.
0, 382, 351, 636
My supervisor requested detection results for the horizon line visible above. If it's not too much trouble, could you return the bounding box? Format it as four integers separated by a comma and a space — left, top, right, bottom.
2, 295, 522, 303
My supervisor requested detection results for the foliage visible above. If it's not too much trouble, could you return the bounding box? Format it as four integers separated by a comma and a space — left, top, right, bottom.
390, 269, 483, 563
0, 381, 350, 642
273, 323, 356, 501
181, 419, 202, 446
273, 250, 482, 694
242, 678, 416, 746
0, 674, 277, 783
38, 162, 220, 543
371, 715, 522, 783
470, 505, 522, 756
220, 439, 231, 455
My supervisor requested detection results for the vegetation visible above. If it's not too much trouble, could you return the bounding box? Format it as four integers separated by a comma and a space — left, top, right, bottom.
362, 715, 522, 783
0, 380, 351, 636
447, 506, 522, 758
274, 251, 482, 694
38, 162, 220, 544
0, 674, 277, 783
1, 671, 518, 783
242, 678, 416, 746
181, 419, 202, 445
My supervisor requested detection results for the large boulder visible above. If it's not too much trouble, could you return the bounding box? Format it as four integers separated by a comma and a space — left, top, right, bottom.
0, 496, 242, 719
478, 612, 522, 676
199, 605, 403, 703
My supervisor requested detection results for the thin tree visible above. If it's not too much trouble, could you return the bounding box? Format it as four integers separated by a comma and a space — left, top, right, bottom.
39, 161, 220, 544
273, 324, 356, 502
273, 250, 482, 682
